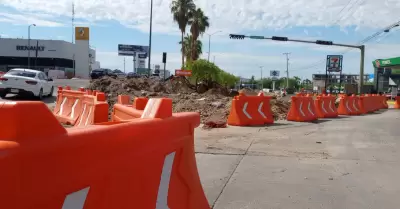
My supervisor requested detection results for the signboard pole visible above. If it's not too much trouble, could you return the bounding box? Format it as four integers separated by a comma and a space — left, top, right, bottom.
272, 81, 276, 91
163, 63, 166, 81
133, 56, 135, 73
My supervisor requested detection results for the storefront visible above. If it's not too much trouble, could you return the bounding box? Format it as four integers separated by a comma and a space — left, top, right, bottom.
372, 57, 400, 92
0, 37, 98, 79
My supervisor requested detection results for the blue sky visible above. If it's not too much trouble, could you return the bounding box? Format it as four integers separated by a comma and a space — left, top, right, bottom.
1, 0, 400, 80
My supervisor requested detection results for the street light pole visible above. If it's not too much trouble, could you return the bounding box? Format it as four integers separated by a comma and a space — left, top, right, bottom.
28, 24, 36, 69
207, 31, 222, 62
147, 0, 153, 76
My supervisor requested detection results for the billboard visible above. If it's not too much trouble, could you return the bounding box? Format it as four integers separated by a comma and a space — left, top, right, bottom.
75, 27, 90, 41
118, 44, 149, 56
326, 55, 343, 72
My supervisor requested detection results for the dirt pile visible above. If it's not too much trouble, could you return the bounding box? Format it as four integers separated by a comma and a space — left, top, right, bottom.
87, 77, 291, 124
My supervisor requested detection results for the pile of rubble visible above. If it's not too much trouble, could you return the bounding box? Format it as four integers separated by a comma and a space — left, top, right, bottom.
87, 76, 291, 126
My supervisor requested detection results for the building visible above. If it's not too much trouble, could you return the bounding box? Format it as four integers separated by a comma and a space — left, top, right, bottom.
312, 74, 371, 93
372, 57, 400, 92
0, 27, 98, 79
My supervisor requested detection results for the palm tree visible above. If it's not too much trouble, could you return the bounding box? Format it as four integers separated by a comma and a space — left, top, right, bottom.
171, 0, 196, 68
179, 34, 203, 62
188, 8, 209, 61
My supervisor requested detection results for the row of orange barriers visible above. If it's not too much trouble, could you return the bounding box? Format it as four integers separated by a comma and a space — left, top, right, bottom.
53, 86, 109, 127
0, 92, 210, 208
227, 92, 274, 126
287, 93, 389, 122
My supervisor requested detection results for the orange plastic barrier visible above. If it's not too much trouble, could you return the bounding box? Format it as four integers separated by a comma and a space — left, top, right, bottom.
53, 86, 85, 125
74, 91, 109, 127
112, 95, 149, 121
337, 95, 354, 115
314, 95, 338, 118
228, 92, 274, 126
381, 95, 389, 109
348, 95, 361, 115
287, 94, 318, 122
395, 96, 400, 109
0, 99, 209, 209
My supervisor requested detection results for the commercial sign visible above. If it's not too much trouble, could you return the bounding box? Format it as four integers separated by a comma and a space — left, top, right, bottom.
75, 27, 90, 41
270, 70, 280, 81
118, 44, 149, 56
138, 59, 146, 68
138, 53, 147, 59
16, 45, 45, 51
326, 55, 343, 72
175, 69, 192, 76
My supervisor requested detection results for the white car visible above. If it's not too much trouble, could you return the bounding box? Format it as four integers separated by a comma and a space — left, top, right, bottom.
0, 68, 54, 99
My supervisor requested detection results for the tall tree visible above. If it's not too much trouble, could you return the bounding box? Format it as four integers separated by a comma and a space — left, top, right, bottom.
189, 8, 209, 61
179, 34, 203, 62
171, 0, 196, 68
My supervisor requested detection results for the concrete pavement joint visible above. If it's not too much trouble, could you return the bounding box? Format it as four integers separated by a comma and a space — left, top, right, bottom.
211, 131, 258, 208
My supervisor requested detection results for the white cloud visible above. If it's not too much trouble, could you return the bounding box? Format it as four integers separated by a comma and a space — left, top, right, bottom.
1, 0, 400, 33
0, 12, 63, 27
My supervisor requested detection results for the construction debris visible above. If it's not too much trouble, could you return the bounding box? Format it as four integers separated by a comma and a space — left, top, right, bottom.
87, 76, 291, 126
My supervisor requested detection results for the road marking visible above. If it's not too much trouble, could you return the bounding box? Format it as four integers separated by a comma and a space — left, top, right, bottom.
243, 102, 252, 119
62, 187, 90, 209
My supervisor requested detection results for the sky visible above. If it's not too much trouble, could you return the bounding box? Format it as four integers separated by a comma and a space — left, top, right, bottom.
0, 0, 400, 80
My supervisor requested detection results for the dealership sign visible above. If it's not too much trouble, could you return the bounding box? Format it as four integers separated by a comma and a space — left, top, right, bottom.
118, 44, 149, 56
16, 45, 45, 51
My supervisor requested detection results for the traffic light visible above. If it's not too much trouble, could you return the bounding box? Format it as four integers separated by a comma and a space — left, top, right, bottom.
162, 52, 167, 63
229, 34, 245, 39
271, 36, 288, 41
316, 40, 333, 45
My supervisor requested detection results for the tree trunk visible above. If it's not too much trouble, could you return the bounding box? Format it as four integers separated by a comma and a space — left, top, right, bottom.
192, 37, 196, 61
181, 31, 185, 69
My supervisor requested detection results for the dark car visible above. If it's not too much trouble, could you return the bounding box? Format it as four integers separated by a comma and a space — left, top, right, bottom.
90, 69, 117, 79
126, 72, 140, 79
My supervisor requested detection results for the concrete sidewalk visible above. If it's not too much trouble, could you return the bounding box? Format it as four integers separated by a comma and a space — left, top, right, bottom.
195, 109, 400, 209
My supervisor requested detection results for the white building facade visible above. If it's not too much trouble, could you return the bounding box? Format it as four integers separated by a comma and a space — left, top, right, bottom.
0, 27, 98, 79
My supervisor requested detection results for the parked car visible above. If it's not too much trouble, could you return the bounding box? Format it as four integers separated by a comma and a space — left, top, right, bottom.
0, 68, 54, 99
90, 68, 117, 79
126, 72, 140, 79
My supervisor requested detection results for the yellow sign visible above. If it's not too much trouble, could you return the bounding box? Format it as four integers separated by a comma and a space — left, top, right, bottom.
75, 27, 89, 41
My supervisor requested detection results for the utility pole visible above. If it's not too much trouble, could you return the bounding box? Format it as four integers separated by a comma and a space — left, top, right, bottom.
283, 52, 290, 89
123, 57, 126, 73
147, 0, 153, 76
259, 66, 264, 90
72, 2, 75, 44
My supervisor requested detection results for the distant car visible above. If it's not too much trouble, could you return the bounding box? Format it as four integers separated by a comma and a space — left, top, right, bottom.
90, 68, 117, 79
126, 72, 140, 79
0, 68, 54, 99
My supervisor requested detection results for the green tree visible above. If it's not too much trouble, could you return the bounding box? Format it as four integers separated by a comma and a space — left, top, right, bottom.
171, 0, 196, 68
188, 8, 209, 61
179, 34, 203, 62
